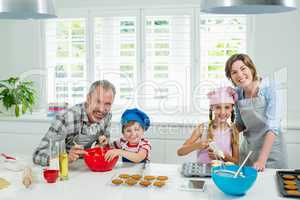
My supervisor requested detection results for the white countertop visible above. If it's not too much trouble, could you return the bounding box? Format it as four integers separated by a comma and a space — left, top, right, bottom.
0, 161, 287, 200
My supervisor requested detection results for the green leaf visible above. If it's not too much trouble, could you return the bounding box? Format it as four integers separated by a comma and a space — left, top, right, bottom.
0, 76, 36, 117
15, 105, 20, 117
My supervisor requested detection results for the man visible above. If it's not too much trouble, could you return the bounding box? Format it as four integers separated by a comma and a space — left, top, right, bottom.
33, 80, 115, 166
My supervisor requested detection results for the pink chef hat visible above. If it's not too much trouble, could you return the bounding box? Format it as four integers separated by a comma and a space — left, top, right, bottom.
207, 87, 238, 105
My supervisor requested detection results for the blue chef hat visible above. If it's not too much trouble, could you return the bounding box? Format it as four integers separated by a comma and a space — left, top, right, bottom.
121, 108, 150, 131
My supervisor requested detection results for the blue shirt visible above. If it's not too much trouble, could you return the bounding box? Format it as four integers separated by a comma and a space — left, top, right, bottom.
234, 77, 282, 135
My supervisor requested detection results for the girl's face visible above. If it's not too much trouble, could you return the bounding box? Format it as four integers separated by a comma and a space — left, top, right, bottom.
230, 60, 253, 88
212, 103, 233, 123
123, 122, 144, 144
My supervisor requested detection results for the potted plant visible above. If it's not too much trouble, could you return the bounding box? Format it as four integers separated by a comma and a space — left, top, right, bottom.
0, 77, 36, 117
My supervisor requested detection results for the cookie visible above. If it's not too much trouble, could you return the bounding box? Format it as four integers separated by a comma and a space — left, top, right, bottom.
0, 178, 10, 190
125, 179, 137, 186
112, 179, 123, 185
286, 190, 300, 195
144, 175, 156, 181
119, 174, 130, 179
284, 180, 297, 185
283, 175, 296, 180
284, 185, 298, 190
139, 180, 151, 187
131, 174, 142, 180
157, 176, 168, 181
153, 181, 165, 187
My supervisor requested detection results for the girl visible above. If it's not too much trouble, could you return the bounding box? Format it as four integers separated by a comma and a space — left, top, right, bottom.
225, 53, 287, 171
177, 87, 239, 164
101, 108, 151, 163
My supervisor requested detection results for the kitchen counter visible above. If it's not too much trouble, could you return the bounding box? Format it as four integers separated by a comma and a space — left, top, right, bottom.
0, 161, 287, 200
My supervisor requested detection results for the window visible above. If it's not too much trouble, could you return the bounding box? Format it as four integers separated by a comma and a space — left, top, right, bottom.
45, 9, 248, 116
94, 16, 137, 110
195, 15, 247, 112
142, 14, 191, 113
46, 19, 88, 105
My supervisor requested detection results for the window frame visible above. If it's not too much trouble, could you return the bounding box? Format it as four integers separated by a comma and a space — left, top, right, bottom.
43, 6, 253, 116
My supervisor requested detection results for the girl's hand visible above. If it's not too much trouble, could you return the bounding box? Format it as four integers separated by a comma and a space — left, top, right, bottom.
198, 141, 209, 149
253, 159, 266, 172
208, 148, 217, 160
98, 135, 108, 146
104, 149, 121, 162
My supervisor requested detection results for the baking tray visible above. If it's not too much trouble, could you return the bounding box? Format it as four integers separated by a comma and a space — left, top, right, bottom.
276, 169, 300, 198
181, 162, 211, 177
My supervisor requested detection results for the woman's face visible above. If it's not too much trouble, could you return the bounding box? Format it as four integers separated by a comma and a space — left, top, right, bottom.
230, 60, 253, 88
212, 103, 233, 123
123, 122, 144, 144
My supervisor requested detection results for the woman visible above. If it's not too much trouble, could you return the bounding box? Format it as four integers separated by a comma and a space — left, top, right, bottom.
225, 53, 287, 171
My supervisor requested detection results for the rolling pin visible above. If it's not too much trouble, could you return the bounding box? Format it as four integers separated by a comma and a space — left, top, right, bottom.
22, 166, 32, 188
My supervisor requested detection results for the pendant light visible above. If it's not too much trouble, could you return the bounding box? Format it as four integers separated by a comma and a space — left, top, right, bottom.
201, 0, 297, 14
0, 0, 57, 19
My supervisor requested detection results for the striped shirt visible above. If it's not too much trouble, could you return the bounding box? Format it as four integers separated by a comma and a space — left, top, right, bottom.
112, 137, 151, 161
33, 103, 112, 166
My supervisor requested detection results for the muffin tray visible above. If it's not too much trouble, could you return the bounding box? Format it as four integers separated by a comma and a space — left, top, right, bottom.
276, 169, 300, 198
181, 162, 211, 177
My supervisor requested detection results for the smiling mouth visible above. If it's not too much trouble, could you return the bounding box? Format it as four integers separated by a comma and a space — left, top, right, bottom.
94, 112, 104, 119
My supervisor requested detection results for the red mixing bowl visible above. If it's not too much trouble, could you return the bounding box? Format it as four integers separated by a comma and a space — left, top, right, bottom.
84, 147, 119, 172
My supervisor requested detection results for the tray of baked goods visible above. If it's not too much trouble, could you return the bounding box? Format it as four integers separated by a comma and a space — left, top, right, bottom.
110, 173, 169, 189
276, 169, 300, 198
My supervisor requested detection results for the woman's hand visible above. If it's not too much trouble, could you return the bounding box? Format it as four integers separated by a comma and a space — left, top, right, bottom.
104, 149, 121, 162
253, 159, 266, 172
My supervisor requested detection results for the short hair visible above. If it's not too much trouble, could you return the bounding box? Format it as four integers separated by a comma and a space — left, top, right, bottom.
225, 53, 259, 85
88, 80, 116, 97
121, 121, 137, 133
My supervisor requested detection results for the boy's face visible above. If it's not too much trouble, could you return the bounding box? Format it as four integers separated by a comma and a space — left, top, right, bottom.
123, 122, 144, 144
212, 103, 233, 123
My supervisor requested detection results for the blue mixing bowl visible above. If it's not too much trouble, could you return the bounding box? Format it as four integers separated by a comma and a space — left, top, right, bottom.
211, 165, 257, 196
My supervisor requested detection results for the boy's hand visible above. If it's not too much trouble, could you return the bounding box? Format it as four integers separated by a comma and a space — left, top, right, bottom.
98, 135, 108, 146
104, 149, 121, 162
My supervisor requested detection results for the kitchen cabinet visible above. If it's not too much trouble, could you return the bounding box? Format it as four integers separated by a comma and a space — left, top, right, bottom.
0, 115, 299, 168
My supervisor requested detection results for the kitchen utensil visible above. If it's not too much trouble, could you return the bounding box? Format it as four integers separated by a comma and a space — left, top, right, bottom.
43, 169, 59, 183
1, 153, 16, 160
234, 151, 253, 178
84, 147, 118, 172
212, 165, 257, 196
22, 166, 32, 188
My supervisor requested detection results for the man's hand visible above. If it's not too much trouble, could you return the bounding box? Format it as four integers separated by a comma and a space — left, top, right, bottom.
68, 144, 86, 162
98, 135, 108, 146
104, 149, 121, 162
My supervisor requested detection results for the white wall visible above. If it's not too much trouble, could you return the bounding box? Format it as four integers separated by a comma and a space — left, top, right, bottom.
0, 1, 299, 126
252, 10, 300, 127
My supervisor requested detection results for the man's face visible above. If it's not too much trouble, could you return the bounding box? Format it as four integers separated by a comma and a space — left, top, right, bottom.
86, 86, 114, 123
